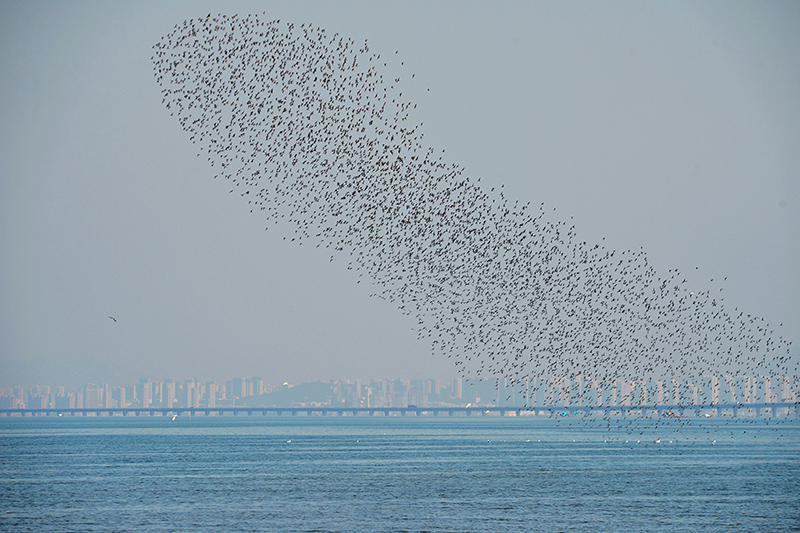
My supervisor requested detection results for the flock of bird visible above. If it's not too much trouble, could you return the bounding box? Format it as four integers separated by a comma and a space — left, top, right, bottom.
152, 14, 796, 402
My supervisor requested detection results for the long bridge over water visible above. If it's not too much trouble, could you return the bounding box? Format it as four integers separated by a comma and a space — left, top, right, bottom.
1, 402, 798, 418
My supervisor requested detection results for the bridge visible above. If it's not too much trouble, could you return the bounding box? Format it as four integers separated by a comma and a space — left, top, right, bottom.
1, 402, 798, 418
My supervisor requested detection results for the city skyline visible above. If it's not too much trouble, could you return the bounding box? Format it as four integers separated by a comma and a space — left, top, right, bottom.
3, 372, 796, 412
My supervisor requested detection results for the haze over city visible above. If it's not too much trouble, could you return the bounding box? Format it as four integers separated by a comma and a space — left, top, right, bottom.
2, 2, 799, 390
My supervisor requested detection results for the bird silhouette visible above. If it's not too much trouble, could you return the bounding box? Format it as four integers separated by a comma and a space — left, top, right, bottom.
152, 14, 797, 410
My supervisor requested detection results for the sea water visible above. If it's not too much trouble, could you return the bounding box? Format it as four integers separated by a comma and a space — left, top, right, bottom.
1, 414, 798, 532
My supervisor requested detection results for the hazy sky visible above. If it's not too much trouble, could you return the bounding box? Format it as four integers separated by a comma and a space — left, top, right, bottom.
1, 1, 798, 389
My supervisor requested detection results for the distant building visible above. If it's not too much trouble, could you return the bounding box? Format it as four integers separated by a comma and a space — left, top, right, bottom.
139, 379, 152, 409
207, 382, 217, 408
0, 395, 21, 409
452, 378, 462, 400
55, 393, 75, 409
251, 377, 265, 396
84, 385, 103, 409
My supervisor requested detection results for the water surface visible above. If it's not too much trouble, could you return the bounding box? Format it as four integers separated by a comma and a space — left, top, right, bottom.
1, 415, 798, 532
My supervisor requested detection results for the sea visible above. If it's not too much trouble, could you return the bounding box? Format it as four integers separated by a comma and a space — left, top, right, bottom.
1, 414, 798, 532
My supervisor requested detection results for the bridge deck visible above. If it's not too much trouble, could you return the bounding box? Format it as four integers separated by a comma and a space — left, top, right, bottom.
1, 402, 798, 418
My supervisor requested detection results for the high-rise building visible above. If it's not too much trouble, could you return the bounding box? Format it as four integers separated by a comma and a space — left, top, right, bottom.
251, 377, 265, 396
113, 387, 126, 408
782, 376, 796, 403
28, 395, 47, 408
0, 395, 21, 409
126, 385, 137, 405
84, 384, 103, 408
228, 377, 246, 399
452, 378, 462, 400
103, 384, 112, 408
139, 379, 152, 408
185, 381, 194, 408
54, 393, 74, 409
164, 380, 176, 408
207, 382, 217, 408
765, 376, 775, 404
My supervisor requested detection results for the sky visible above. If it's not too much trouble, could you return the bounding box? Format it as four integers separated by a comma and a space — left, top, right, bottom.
1, 1, 798, 390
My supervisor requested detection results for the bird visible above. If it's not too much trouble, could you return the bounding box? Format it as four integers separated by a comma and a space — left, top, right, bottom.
108, 316, 117, 322
151, 14, 796, 415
